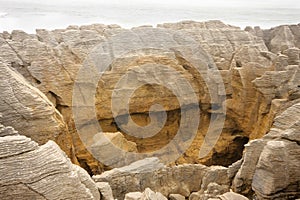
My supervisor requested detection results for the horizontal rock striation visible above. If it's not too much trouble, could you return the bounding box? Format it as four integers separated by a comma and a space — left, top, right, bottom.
0, 123, 100, 200
93, 157, 230, 199
232, 102, 300, 199
0, 20, 299, 200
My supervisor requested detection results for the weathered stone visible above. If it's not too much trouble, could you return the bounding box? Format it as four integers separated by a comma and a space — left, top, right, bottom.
0, 20, 299, 178
0, 124, 100, 200
233, 102, 300, 199
125, 192, 143, 200
0, 60, 74, 161
169, 193, 186, 200
219, 192, 249, 200
142, 188, 168, 200
93, 157, 233, 199
96, 182, 114, 200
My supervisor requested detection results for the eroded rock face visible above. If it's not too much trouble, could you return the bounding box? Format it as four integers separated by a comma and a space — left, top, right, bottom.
0, 20, 299, 175
246, 24, 300, 53
232, 102, 300, 199
93, 157, 230, 200
0, 60, 75, 161
0, 123, 100, 200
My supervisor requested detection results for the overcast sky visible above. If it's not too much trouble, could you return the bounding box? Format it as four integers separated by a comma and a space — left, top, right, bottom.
1, 0, 299, 8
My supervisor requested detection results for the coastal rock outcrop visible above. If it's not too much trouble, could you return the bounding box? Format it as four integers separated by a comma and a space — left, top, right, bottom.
0, 123, 100, 200
0, 20, 299, 189
232, 102, 300, 199
93, 157, 230, 200
0, 60, 75, 161
0, 20, 299, 200
245, 24, 300, 53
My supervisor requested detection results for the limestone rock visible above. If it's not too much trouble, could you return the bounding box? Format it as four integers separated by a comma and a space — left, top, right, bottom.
158, 20, 268, 70
169, 193, 186, 200
233, 102, 300, 199
124, 188, 168, 200
125, 192, 143, 200
1, 20, 299, 175
96, 182, 114, 200
142, 188, 168, 200
0, 124, 100, 200
252, 140, 300, 199
246, 24, 300, 53
188, 182, 230, 200
93, 157, 231, 199
218, 192, 249, 200
0, 60, 74, 160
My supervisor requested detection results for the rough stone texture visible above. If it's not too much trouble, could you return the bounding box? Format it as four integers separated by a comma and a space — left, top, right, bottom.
169, 193, 186, 200
189, 190, 249, 200
0, 123, 100, 200
218, 192, 249, 200
0, 20, 299, 175
142, 188, 168, 200
125, 192, 144, 200
232, 102, 300, 199
0, 60, 74, 160
189, 182, 229, 200
0, 24, 122, 174
96, 182, 114, 200
246, 24, 300, 53
93, 157, 230, 200
125, 188, 168, 200
158, 20, 268, 70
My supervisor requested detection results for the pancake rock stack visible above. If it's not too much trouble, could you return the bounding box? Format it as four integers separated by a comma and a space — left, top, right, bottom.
0, 20, 299, 199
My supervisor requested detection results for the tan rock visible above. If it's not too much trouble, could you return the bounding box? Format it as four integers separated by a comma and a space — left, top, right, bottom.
125, 192, 143, 200
169, 193, 186, 200
233, 102, 300, 199
142, 188, 168, 200
93, 157, 232, 199
219, 192, 249, 200
1, 21, 299, 175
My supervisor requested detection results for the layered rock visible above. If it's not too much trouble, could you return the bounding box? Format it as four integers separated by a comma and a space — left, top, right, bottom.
160, 21, 299, 166
0, 20, 299, 175
93, 157, 230, 200
0, 123, 100, 200
232, 102, 300, 199
246, 24, 300, 53
125, 188, 167, 200
0, 60, 74, 160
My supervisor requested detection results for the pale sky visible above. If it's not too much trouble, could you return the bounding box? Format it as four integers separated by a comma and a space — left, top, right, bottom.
0, 0, 299, 32
1, 0, 299, 8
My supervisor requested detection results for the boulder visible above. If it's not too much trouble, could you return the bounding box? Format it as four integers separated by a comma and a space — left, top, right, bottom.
233, 102, 300, 199
96, 182, 114, 200
0, 123, 100, 200
93, 157, 230, 199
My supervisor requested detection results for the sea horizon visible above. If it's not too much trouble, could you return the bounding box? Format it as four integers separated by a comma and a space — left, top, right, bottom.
0, 0, 299, 33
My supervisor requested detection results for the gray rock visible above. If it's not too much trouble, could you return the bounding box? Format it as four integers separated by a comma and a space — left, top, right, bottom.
233, 103, 300, 199
0, 124, 100, 200
96, 182, 114, 200
93, 157, 232, 200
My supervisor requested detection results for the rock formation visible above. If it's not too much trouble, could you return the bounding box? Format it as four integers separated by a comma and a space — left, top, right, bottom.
1, 20, 299, 172
0, 123, 100, 200
0, 60, 75, 161
232, 102, 300, 199
93, 157, 230, 199
0, 20, 299, 200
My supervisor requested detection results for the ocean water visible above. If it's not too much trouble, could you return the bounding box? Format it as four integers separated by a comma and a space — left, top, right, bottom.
0, 0, 299, 33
